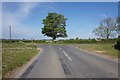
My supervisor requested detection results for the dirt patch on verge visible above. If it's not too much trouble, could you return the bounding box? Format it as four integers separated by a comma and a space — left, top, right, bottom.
95, 51, 106, 54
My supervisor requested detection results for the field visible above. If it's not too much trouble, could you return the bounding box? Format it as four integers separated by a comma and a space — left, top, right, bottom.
2, 42, 38, 77
78, 44, 119, 58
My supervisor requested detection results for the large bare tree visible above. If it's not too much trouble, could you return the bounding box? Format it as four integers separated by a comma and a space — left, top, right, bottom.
93, 17, 117, 40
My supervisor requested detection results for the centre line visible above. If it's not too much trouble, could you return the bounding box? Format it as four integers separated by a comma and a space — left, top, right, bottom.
63, 51, 72, 61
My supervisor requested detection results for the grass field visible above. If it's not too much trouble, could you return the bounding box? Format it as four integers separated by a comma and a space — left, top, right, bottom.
78, 44, 119, 58
2, 42, 38, 77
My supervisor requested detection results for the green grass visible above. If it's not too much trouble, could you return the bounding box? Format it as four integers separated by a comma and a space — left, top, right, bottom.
2, 42, 38, 77
78, 44, 119, 58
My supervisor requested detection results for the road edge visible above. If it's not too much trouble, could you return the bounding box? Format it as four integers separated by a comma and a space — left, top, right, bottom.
7, 48, 42, 78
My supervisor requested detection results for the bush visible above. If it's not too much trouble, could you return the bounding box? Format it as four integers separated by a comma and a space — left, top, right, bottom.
114, 36, 120, 50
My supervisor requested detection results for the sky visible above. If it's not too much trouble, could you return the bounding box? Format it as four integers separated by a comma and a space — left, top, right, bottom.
1, 0, 120, 2
2, 2, 118, 40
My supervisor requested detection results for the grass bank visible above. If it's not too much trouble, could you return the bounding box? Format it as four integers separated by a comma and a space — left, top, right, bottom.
78, 44, 119, 58
2, 42, 38, 77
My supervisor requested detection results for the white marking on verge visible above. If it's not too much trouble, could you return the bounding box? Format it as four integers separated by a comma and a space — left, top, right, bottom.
63, 51, 72, 61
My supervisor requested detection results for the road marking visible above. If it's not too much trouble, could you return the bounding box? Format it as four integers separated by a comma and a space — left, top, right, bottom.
59, 47, 62, 50
49, 46, 52, 47
63, 51, 72, 61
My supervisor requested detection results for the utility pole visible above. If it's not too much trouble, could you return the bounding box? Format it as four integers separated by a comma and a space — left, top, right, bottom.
9, 25, 11, 41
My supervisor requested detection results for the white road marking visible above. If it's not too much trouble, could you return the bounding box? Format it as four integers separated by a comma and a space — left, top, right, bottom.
59, 47, 62, 50
63, 51, 72, 61
49, 46, 52, 47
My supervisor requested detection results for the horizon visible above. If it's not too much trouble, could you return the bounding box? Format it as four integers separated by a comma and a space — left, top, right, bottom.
2, 2, 118, 40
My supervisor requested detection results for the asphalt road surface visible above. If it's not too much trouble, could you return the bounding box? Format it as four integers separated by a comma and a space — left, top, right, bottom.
21, 44, 118, 78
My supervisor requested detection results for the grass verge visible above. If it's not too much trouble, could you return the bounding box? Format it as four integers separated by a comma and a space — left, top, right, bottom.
78, 44, 119, 58
2, 42, 38, 77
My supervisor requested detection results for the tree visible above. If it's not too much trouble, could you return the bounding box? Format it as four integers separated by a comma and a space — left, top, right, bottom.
114, 17, 120, 50
93, 17, 117, 40
116, 17, 120, 36
75, 37, 79, 40
42, 12, 68, 40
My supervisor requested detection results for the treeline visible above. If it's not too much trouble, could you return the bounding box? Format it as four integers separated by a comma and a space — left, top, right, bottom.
2, 39, 46, 43
59, 39, 117, 44
2, 38, 117, 44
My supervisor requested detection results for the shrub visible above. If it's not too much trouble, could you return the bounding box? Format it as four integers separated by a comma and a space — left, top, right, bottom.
114, 36, 120, 50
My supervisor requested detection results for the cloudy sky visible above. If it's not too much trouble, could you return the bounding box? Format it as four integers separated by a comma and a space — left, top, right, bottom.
2, 2, 118, 40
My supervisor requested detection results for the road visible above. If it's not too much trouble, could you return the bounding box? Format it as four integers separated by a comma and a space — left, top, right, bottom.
21, 44, 118, 78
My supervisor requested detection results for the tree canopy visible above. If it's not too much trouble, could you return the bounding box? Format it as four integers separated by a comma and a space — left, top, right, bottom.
117, 17, 120, 36
93, 17, 117, 40
42, 12, 68, 40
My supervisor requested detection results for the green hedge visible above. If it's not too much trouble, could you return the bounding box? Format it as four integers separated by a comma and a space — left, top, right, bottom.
114, 36, 120, 50
2, 39, 46, 43
59, 39, 97, 44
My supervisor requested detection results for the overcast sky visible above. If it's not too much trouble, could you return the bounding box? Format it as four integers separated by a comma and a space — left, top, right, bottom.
2, 2, 118, 40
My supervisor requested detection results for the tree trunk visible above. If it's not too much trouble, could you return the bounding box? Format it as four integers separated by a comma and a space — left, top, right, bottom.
107, 34, 109, 40
106, 27, 109, 40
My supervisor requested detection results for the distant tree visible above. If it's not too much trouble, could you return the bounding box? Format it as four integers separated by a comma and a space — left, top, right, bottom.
93, 17, 117, 40
42, 12, 68, 40
76, 37, 79, 40
23, 38, 25, 40
116, 17, 120, 36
